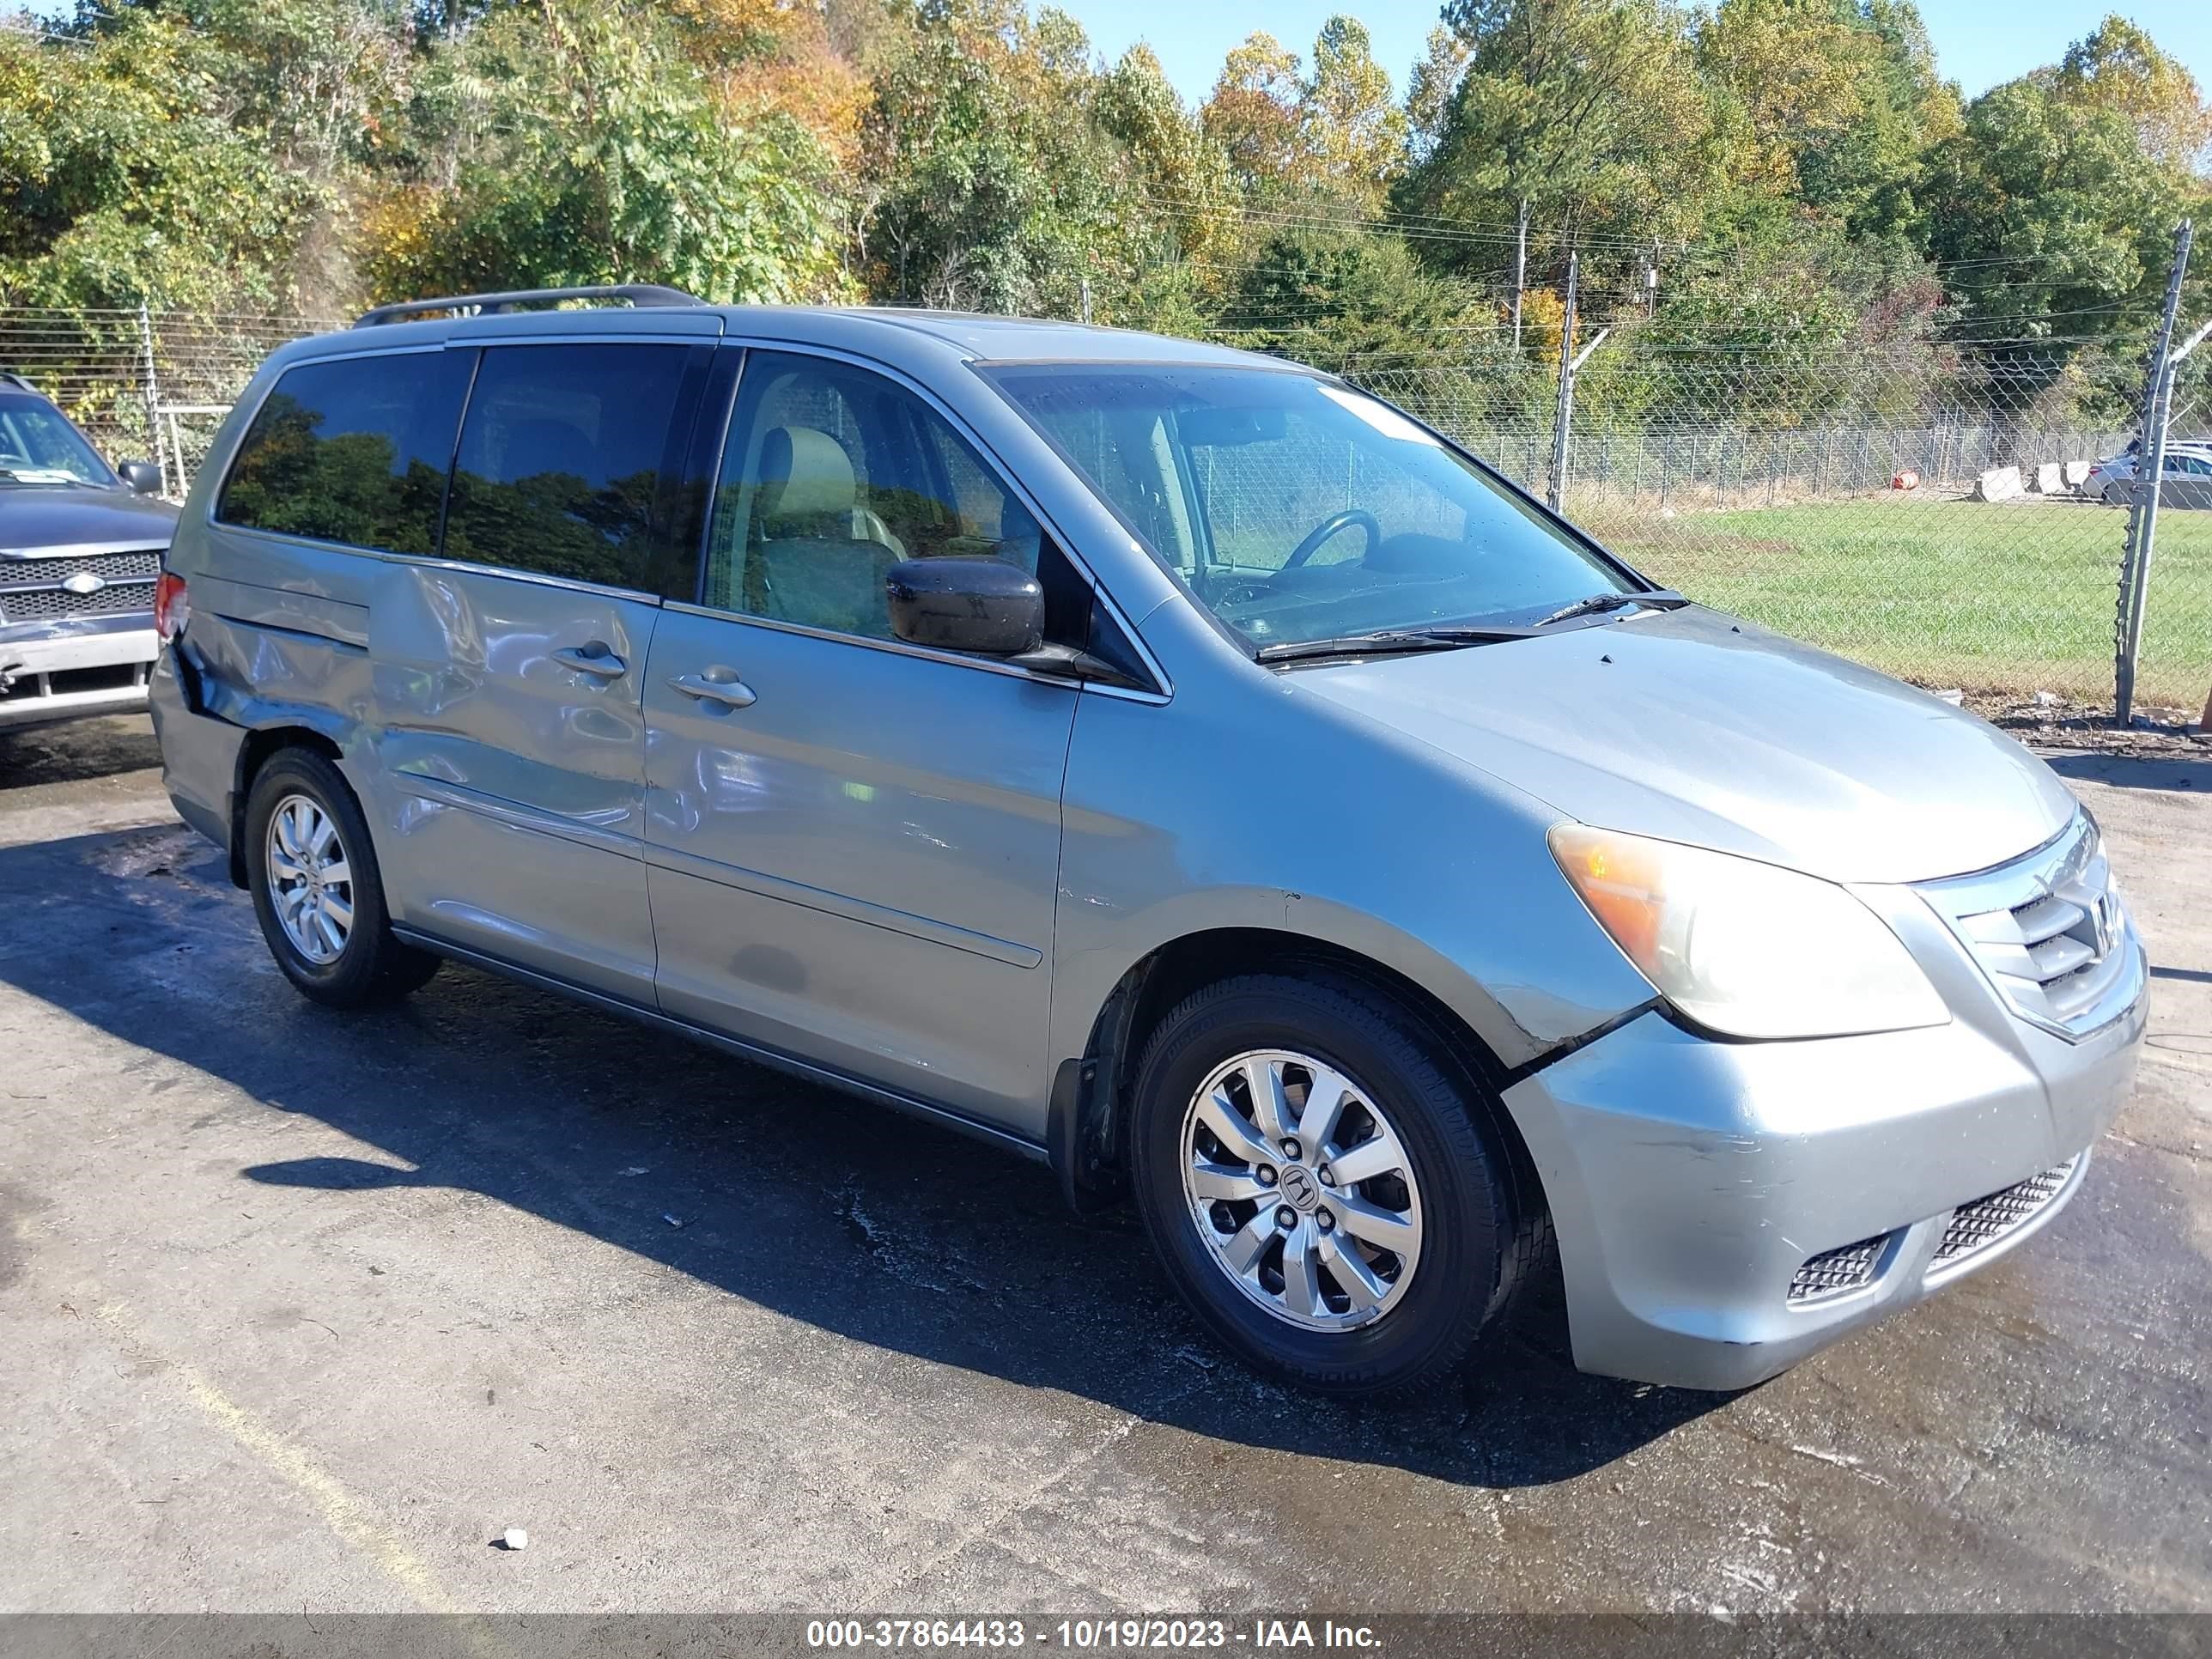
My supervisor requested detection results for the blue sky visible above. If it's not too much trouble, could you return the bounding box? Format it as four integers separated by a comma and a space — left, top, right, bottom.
1056, 1, 2212, 107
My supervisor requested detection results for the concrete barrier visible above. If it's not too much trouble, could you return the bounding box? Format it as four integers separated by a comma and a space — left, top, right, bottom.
2063, 460, 2094, 488
2032, 462, 2064, 494
1972, 465, 2024, 501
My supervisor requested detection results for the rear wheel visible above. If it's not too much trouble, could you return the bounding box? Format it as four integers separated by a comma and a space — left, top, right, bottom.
245, 750, 439, 1007
1129, 972, 1535, 1397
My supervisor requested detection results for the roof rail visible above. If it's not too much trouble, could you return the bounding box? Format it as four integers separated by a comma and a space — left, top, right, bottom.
352, 284, 703, 329
0, 370, 35, 392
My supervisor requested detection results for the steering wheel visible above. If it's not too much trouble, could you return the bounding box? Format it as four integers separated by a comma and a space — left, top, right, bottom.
1281, 508, 1382, 571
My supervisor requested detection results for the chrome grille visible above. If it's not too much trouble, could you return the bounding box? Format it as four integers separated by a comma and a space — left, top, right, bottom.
1789, 1233, 1889, 1304
1932, 1158, 2079, 1267
0, 550, 163, 587
0, 580, 157, 622
1917, 814, 2136, 1039
0, 547, 164, 625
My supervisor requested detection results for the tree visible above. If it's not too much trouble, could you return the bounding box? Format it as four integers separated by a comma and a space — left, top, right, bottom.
1405, 25, 1470, 167
1096, 44, 1238, 270
856, 0, 1158, 316
1201, 33, 1306, 203
1300, 18, 1406, 213
1400, 0, 1717, 269
365, 0, 844, 304
2052, 14, 2212, 175
0, 10, 319, 310
1218, 229, 1489, 364
1198, 18, 1404, 213
1695, 0, 1956, 235
1921, 74, 2195, 346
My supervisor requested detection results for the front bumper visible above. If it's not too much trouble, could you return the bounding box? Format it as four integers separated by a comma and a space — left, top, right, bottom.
1503, 919, 2148, 1392
0, 615, 157, 729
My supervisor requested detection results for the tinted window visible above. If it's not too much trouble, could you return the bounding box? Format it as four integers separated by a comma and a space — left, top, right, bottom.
443, 343, 700, 591
217, 352, 471, 555
704, 352, 1050, 641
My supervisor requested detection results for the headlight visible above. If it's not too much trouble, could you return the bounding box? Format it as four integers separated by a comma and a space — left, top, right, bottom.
1549, 823, 1949, 1039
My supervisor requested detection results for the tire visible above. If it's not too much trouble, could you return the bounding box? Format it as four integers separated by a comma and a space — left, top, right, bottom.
1128, 971, 1539, 1399
243, 748, 440, 1007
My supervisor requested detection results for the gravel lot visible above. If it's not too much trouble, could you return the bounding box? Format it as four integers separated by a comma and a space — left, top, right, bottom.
2, 715, 2207, 1615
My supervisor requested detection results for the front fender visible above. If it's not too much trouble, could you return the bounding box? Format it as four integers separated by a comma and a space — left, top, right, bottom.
1049, 682, 1655, 1084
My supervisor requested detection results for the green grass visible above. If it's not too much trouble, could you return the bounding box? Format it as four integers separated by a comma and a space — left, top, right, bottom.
1574, 497, 2212, 708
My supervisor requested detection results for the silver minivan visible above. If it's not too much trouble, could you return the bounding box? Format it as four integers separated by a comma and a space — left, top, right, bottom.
151, 287, 2148, 1396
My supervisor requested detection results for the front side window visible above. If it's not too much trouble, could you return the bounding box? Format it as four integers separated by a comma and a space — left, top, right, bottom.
0, 392, 115, 487
984, 364, 1635, 651
443, 343, 701, 591
216, 352, 471, 554
704, 351, 1062, 642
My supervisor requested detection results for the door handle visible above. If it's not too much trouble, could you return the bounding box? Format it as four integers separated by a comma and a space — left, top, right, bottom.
668, 670, 757, 710
554, 643, 627, 679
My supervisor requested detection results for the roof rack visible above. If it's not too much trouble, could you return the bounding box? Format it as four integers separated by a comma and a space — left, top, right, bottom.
352, 284, 703, 329
0, 371, 35, 392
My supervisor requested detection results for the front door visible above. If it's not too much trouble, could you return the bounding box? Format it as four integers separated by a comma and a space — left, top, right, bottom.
370, 337, 713, 1002
642, 349, 1081, 1130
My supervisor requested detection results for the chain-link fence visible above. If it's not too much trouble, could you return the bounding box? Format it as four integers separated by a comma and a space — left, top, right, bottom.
1338, 344, 2208, 713
4, 304, 2205, 714
0, 307, 323, 497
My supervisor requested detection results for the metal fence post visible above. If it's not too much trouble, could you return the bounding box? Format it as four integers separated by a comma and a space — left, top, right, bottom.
2117, 219, 2192, 725
137, 301, 167, 496
1547, 252, 1579, 512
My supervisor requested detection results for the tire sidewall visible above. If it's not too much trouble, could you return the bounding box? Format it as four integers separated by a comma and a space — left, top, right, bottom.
1130, 980, 1510, 1392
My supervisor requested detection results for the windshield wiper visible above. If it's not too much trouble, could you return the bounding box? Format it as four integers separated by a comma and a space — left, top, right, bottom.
1534, 588, 1688, 629
1254, 624, 1538, 665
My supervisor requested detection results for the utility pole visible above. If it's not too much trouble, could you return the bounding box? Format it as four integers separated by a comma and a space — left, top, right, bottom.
2117, 218, 2192, 725
1511, 198, 1528, 351
1547, 251, 1579, 513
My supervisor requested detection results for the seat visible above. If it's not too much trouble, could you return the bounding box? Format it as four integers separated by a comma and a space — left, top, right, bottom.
744, 425, 907, 637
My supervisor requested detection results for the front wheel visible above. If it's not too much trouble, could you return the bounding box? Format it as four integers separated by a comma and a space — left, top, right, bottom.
1128, 972, 1538, 1397
245, 749, 440, 1007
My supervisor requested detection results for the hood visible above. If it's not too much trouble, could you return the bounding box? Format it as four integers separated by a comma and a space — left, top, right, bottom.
1293, 605, 2075, 885
0, 485, 179, 557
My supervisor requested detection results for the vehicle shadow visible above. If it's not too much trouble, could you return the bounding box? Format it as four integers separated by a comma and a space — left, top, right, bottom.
0, 712, 161, 788
0, 822, 1723, 1490
2043, 750, 2210, 794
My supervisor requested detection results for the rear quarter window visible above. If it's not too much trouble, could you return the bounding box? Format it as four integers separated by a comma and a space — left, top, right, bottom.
216, 351, 473, 556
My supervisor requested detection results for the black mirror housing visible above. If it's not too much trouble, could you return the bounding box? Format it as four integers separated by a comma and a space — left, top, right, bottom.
118, 460, 162, 495
885, 557, 1044, 657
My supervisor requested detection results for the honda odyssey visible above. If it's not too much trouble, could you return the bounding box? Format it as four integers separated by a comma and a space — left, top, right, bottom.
150, 287, 2148, 1395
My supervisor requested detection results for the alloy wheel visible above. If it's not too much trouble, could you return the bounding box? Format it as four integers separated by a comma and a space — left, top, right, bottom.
1179, 1048, 1425, 1332
265, 793, 354, 965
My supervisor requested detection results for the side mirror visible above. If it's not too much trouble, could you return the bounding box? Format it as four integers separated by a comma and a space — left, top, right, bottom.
118, 460, 162, 495
885, 557, 1043, 657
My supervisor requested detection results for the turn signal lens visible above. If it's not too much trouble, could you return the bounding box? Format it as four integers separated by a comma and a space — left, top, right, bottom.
1549, 823, 1949, 1040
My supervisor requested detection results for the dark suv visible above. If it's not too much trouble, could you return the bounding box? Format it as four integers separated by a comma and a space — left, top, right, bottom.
0, 372, 176, 732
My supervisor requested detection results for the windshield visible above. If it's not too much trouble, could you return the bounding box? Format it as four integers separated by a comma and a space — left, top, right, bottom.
982, 363, 1635, 650
0, 392, 115, 486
